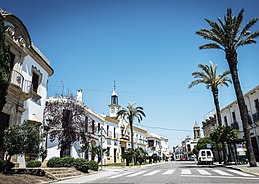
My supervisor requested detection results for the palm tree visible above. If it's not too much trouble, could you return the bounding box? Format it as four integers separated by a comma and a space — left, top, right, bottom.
117, 102, 146, 149
189, 61, 231, 127
196, 8, 259, 167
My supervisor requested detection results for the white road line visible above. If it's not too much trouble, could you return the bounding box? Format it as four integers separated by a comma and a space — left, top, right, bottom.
182, 175, 259, 180
212, 169, 233, 176
181, 169, 191, 175
126, 171, 147, 177
143, 170, 160, 176
109, 172, 132, 179
227, 169, 254, 177
196, 169, 211, 175
162, 169, 175, 175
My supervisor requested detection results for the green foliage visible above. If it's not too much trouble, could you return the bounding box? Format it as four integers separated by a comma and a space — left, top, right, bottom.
73, 158, 89, 173
151, 153, 159, 163
122, 148, 135, 165
47, 157, 63, 167
135, 147, 148, 165
0, 160, 14, 172
88, 160, 98, 171
0, 12, 11, 112
62, 156, 75, 167
117, 102, 146, 149
3, 122, 42, 163
47, 157, 89, 173
3, 125, 26, 161
196, 137, 214, 151
26, 160, 42, 168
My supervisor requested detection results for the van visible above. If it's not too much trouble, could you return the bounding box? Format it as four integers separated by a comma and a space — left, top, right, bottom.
198, 149, 214, 165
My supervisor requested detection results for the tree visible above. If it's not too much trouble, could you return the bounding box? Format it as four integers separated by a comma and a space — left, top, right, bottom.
0, 12, 11, 112
117, 102, 146, 149
189, 61, 231, 126
3, 122, 41, 169
122, 148, 135, 166
196, 137, 214, 151
196, 8, 259, 167
210, 126, 224, 163
44, 97, 92, 158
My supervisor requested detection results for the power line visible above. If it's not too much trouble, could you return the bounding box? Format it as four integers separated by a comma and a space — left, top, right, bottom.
136, 124, 192, 132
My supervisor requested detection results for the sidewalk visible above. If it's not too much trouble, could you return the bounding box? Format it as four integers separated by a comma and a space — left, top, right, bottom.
214, 162, 259, 175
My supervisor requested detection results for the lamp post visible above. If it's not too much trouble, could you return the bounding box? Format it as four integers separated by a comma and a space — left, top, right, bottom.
99, 124, 107, 171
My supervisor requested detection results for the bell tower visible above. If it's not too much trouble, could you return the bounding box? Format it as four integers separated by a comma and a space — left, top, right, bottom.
109, 81, 121, 117
193, 121, 201, 140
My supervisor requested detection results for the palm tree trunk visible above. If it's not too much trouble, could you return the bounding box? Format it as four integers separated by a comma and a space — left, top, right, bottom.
216, 143, 222, 164
226, 50, 257, 167
212, 89, 227, 163
211, 88, 222, 126
130, 120, 134, 150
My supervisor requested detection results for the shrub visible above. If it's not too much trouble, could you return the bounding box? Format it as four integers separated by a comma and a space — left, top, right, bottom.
62, 157, 74, 167
47, 157, 63, 167
0, 160, 15, 172
88, 160, 98, 171
26, 160, 42, 168
73, 158, 89, 173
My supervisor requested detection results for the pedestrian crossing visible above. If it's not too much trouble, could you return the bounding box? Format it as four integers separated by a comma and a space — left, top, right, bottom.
108, 168, 257, 179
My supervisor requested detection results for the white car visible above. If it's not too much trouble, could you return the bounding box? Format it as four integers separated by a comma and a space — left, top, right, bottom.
197, 149, 214, 165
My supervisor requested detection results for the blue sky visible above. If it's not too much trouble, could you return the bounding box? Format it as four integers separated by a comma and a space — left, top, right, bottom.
2, 0, 259, 148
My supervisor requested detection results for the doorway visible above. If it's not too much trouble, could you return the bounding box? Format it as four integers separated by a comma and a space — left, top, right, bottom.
114, 149, 117, 163
0, 112, 10, 160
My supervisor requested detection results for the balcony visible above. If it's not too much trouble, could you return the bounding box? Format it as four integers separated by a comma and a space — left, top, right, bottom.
9, 70, 32, 99
252, 112, 259, 123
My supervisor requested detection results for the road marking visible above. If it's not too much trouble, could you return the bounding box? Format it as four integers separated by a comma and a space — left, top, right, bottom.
182, 175, 259, 180
212, 169, 232, 176
181, 169, 191, 175
126, 171, 147, 177
109, 172, 133, 178
227, 169, 254, 177
196, 169, 211, 175
143, 170, 160, 176
162, 169, 175, 175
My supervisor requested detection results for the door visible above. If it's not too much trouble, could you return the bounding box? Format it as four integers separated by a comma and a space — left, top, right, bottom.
251, 137, 259, 161
0, 112, 10, 160
114, 149, 117, 163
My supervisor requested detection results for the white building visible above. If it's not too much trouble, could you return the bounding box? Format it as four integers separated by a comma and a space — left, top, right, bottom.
220, 85, 259, 161
0, 9, 53, 167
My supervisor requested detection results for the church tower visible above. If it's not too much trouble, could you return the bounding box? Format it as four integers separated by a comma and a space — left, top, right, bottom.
109, 81, 121, 118
193, 121, 201, 139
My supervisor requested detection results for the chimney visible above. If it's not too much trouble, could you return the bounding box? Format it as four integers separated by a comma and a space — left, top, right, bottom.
77, 89, 83, 102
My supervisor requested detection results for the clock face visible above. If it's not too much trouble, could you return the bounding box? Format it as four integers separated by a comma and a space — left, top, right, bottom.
111, 107, 115, 113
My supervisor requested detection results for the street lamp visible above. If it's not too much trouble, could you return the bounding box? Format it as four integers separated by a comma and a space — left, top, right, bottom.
98, 124, 107, 170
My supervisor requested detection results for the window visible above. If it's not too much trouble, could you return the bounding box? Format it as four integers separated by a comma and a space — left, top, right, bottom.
224, 116, 228, 126
255, 99, 259, 112
107, 125, 109, 135
206, 151, 211, 156
201, 151, 206, 156
114, 127, 116, 138
98, 123, 100, 132
92, 120, 95, 134
85, 116, 88, 132
9, 51, 15, 69
232, 111, 236, 122
32, 71, 39, 93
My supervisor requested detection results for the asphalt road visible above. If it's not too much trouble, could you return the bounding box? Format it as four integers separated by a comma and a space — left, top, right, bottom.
84, 161, 259, 184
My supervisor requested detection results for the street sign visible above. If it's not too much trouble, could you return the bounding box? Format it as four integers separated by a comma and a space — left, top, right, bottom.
206, 144, 212, 149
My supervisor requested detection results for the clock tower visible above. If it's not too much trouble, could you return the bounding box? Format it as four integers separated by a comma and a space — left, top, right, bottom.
109, 81, 121, 117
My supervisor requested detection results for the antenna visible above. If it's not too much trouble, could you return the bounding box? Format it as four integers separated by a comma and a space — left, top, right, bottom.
61, 80, 64, 97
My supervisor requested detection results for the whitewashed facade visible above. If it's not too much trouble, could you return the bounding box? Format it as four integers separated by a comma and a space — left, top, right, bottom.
220, 85, 259, 161
0, 9, 53, 167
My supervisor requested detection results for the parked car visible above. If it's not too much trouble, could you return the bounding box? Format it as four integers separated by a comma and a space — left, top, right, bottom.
180, 157, 187, 161
197, 149, 214, 165
188, 155, 195, 161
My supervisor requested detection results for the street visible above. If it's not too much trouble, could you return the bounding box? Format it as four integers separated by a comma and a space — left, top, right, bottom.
81, 161, 259, 184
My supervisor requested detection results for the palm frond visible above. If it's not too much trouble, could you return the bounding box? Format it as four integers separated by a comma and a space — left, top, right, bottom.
188, 79, 206, 88
199, 43, 224, 50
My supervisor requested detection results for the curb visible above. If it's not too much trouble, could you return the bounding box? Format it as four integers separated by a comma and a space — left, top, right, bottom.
224, 165, 259, 175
